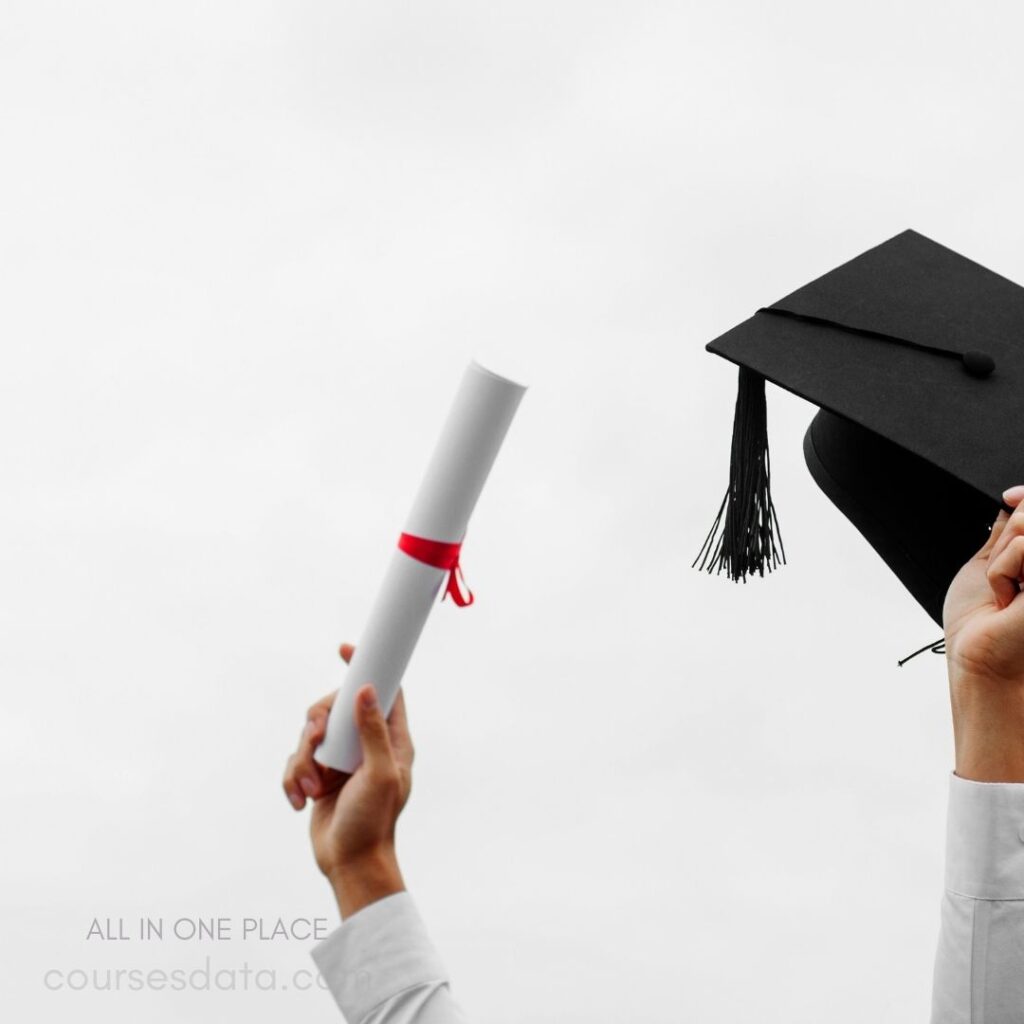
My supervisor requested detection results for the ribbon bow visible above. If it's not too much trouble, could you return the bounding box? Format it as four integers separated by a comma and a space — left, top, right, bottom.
397, 533, 475, 607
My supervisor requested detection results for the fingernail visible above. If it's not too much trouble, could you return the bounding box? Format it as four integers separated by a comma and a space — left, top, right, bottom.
299, 777, 316, 797
289, 791, 304, 810
305, 720, 319, 738
1003, 485, 1024, 503
361, 687, 378, 711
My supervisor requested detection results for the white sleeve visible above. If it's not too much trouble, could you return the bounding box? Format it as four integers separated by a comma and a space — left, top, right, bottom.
311, 892, 468, 1023
932, 772, 1024, 1022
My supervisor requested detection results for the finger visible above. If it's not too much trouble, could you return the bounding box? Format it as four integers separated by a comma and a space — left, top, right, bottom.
302, 692, 336, 761
305, 689, 336, 729
354, 685, 395, 774
1003, 485, 1024, 508
290, 697, 336, 800
304, 702, 330, 740
979, 509, 1011, 558
386, 689, 415, 769
339, 643, 355, 664
987, 534, 1024, 609
282, 754, 307, 811
304, 694, 352, 796
987, 494, 1024, 564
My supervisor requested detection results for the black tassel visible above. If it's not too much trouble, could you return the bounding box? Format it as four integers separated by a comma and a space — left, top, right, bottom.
693, 367, 785, 581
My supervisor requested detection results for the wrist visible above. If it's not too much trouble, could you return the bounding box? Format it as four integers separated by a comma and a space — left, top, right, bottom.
328, 844, 405, 919
950, 671, 1024, 782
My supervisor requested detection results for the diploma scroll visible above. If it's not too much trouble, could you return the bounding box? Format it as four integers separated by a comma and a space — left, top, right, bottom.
315, 361, 527, 772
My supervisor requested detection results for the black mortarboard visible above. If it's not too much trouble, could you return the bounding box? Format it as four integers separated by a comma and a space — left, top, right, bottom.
695, 229, 1021, 626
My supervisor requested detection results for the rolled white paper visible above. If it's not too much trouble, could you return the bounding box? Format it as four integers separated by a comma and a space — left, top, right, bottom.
315, 360, 527, 772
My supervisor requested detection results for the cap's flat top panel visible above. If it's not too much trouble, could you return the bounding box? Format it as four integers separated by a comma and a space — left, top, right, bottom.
707, 229, 1024, 502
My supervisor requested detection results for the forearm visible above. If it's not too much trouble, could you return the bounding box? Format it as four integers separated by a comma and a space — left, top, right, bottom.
950, 675, 1024, 782
329, 844, 406, 920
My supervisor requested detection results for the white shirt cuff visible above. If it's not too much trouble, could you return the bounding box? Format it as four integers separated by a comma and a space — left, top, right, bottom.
311, 892, 449, 1021
945, 771, 1024, 900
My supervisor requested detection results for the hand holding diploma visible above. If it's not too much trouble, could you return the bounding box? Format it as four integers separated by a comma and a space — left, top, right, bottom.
282, 643, 411, 918
281, 360, 525, 919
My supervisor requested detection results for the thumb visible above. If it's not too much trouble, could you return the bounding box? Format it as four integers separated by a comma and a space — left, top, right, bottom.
354, 685, 394, 771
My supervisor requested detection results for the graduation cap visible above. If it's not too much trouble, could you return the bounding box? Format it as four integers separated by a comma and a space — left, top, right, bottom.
695, 228, 1021, 626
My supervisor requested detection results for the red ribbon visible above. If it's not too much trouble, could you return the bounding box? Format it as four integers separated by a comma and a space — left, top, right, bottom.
397, 533, 475, 607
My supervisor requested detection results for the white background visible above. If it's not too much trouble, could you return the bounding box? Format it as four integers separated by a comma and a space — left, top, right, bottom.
2, 2, 1022, 1020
